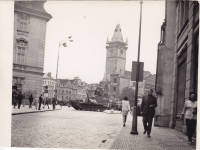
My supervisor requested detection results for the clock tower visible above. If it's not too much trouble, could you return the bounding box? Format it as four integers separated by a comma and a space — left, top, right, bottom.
105, 24, 128, 77
100, 24, 129, 99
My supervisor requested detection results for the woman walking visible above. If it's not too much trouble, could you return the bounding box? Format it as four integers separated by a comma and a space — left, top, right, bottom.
121, 96, 131, 127
34, 95, 39, 110
29, 94, 33, 108
181, 92, 197, 144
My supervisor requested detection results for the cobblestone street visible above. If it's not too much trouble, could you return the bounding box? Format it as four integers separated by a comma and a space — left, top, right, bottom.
11, 106, 195, 149
11, 106, 123, 149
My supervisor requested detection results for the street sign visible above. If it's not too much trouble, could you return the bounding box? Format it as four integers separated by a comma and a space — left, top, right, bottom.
131, 61, 144, 82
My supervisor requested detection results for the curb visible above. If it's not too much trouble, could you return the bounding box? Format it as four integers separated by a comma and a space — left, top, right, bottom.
12, 109, 62, 115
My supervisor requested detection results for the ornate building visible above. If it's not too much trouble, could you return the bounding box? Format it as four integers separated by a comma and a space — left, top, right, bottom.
100, 24, 156, 102
56, 77, 87, 102
100, 24, 130, 99
12, 1, 52, 98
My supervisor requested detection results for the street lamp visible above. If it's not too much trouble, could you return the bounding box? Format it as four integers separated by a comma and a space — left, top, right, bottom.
130, 0, 143, 135
54, 36, 73, 96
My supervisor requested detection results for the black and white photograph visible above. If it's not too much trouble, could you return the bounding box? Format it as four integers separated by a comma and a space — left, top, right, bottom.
0, 0, 199, 149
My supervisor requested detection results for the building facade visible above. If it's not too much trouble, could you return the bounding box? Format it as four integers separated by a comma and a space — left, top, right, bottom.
56, 77, 87, 102
12, 1, 52, 99
155, 0, 176, 127
155, 0, 199, 136
42, 72, 55, 98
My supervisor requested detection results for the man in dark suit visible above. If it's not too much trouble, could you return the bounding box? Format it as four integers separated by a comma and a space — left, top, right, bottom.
38, 94, 43, 110
140, 89, 157, 137
17, 92, 24, 109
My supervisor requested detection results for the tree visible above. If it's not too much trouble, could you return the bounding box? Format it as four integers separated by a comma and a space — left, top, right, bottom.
120, 87, 135, 107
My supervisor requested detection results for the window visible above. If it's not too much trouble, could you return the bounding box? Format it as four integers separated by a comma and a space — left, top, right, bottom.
62, 90, 64, 93
16, 40, 27, 64
113, 87, 116, 92
178, 0, 189, 31
69, 91, 71, 94
66, 90, 68, 94
18, 14, 29, 32
66, 96, 68, 99
114, 78, 117, 83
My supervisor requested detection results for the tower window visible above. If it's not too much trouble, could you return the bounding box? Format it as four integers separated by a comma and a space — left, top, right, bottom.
113, 87, 116, 91
114, 78, 117, 83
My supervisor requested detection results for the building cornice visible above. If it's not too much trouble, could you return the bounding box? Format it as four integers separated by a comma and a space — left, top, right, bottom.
14, 4, 52, 22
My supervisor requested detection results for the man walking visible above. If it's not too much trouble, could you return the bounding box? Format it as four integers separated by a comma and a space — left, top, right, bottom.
17, 92, 24, 109
140, 89, 157, 138
38, 94, 43, 110
29, 94, 33, 108
12, 88, 18, 108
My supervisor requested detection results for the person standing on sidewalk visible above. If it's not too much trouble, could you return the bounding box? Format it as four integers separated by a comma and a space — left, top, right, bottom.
38, 94, 43, 110
29, 94, 33, 108
12, 89, 18, 108
43, 97, 50, 109
17, 92, 24, 109
22, 93, 25, 107
181, 92, 197, 144
52, 95, 57, 110
140, 89, 157, 138
121, 97, 131, 127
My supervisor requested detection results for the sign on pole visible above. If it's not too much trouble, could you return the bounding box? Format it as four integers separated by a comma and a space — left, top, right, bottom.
131, 61, 144, 82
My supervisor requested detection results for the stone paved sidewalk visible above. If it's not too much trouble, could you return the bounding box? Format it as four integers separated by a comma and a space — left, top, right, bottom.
12, 104, 62, 115
101, 117, 196, 150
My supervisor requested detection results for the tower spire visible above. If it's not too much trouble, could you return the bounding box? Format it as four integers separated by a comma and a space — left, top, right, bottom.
111, 24, 124, 42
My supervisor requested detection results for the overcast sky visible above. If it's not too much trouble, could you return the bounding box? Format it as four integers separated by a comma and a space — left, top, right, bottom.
43, 1, 165, 84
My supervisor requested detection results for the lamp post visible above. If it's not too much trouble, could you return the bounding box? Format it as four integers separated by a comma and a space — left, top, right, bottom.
130, 0, 143, 135
54, 37, 73, 96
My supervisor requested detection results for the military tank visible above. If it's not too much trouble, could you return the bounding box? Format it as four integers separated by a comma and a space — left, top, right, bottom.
69, 90, 108, 112
69, 100, 107, 112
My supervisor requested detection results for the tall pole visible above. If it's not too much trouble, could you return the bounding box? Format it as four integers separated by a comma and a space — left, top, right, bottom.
55, 45, 60, 96
54, 37, 73, 96
130, 0, 143, 135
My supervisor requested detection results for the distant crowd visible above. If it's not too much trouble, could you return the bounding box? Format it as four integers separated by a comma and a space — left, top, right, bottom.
12, 89, 64, 110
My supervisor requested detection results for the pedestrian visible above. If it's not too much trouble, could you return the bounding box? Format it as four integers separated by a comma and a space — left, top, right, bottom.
38, 94, 43, 110
12, 89, 18, 108
52, 95, 57, 110
29, 94, 33, 108
43, 96, 46, 109
22, 93, 25, 107
121, 96, 131, 127
43, 97, 50, 109
17, 92, 24, 109
34, 95, 39, 109
140, 89, 157, 138
181, 92, 197, 144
